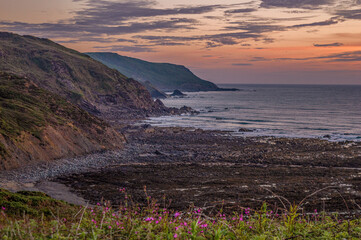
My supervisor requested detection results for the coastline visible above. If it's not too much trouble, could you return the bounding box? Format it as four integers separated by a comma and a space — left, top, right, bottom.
1, 125, 360, 214
153, 84, 361, 143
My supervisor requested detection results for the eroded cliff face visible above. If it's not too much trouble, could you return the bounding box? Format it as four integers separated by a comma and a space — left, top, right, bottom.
0, 32, 167, 121
0, 125, 124, 170
0, 72, 124, 170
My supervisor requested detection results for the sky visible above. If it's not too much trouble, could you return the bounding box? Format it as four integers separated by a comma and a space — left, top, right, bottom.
0, 0, 361, 84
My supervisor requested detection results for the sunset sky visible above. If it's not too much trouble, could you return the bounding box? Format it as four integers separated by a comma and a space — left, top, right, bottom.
1, 0, 361, 84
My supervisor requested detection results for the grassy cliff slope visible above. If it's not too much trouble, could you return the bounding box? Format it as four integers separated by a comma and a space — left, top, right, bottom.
0, 72, 124, 170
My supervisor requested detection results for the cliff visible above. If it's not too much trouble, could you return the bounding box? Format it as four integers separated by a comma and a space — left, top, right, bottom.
0, 72, 125, 170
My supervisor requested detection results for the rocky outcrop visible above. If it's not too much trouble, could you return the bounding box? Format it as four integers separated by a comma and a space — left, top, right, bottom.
170, 90, 186, 97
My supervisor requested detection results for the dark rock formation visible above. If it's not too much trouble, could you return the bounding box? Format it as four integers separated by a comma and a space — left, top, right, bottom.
171, 90, 186, 97
238, 128, 253, 132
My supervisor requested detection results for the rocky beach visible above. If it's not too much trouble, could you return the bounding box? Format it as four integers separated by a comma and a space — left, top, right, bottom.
2, 125, 360, 215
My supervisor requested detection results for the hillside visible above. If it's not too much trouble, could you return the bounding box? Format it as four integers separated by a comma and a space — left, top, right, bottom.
0, 32, 167, 121
0, 72, 125, 170
86, 52, 228, 92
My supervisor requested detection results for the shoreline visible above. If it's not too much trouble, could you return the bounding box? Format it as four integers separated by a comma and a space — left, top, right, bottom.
1, 125, 360, 214
142, 117, 361, 143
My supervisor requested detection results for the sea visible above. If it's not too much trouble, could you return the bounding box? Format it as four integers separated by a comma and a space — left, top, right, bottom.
143, 84, 361, 142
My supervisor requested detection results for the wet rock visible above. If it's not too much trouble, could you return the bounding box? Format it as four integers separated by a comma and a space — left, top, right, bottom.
180, 106, 192, 112
144, 128, 155, 134
141, 124, 152, 129
154, 150, 164, 155
239, 128, 253, 132
171, 89, 186, 97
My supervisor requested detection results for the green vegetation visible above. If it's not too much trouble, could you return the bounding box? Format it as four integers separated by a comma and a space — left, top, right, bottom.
1, 188, 360, 239
86, 52, 220, 92
0, 189, 77, 217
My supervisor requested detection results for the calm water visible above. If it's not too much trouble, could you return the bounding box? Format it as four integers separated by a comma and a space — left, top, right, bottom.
144, 84, 361, 141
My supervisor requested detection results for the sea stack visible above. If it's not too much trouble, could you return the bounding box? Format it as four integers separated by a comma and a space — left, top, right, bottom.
170, 89, 186, 97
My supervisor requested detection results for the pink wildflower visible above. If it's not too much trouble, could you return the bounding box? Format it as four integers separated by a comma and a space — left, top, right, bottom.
200, 224, 208, 229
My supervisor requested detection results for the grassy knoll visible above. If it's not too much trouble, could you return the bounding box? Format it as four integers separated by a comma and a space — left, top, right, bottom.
1, 188, 360, 239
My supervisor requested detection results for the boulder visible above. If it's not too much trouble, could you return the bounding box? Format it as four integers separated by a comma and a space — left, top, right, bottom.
238, 128, 253, 132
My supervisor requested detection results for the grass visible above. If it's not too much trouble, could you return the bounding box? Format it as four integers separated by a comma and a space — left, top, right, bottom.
1, 188, 360, 239
0, 189, 77, 217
